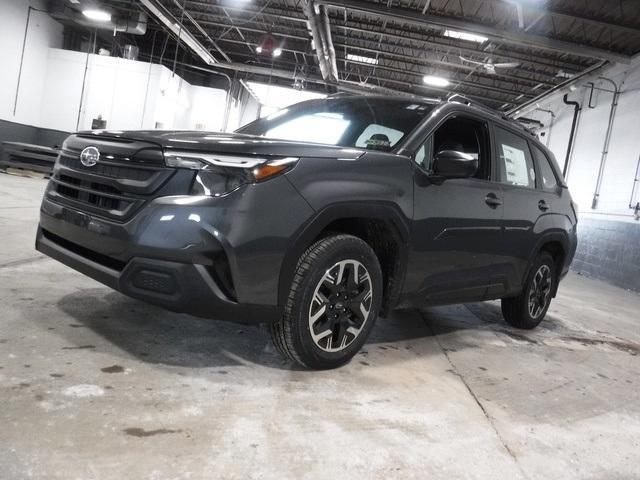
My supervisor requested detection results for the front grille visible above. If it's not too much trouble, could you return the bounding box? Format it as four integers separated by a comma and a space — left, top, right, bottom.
50, 168, 141, 220
58, 156, 156, 182
47, 136, 174, 222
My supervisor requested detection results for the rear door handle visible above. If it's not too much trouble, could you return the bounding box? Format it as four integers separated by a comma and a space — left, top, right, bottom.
538, 200, 550, 211
485, 193, 503, 208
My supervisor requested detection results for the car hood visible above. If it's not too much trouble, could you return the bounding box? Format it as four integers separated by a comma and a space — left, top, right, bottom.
76, 130, 365, 160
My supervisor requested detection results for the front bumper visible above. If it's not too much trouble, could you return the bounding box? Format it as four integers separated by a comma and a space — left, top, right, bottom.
35, 182, 296, 324
36, 226, 279, 324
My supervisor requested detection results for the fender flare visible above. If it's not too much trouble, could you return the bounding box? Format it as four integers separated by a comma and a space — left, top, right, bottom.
526, 230, 571, 296
277, 201, 411, 309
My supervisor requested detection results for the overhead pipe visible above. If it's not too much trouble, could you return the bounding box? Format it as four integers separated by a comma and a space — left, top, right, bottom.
508, 60, 607, 118
587, 82, 596, 108
592, 77, 621, 209
304, 0, 339, 84
562, 94, 581, 178
140, 0, 220, 64
630, 154, 640, 220
169, 0, 231, 62
303, 1, 326, 79
320, 5, 339, 82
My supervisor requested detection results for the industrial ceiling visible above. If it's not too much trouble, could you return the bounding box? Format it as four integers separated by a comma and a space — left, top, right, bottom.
77, 0, 640, 111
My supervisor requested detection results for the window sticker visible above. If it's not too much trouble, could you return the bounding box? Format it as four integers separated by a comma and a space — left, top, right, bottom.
501, 144, 530, 186
355, 124, 404, 148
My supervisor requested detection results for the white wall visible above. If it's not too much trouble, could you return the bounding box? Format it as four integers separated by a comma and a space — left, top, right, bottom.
34, 48, 228, 132
181, 85, 228, 131
0, 0, 228, 132
41, 49, 160, 131
0, 0, 63, 126
527, 59, 640, 222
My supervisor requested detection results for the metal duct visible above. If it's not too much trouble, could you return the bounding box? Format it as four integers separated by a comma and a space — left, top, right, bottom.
319, 5, 339, 83
304, 0, 338, 84
49, 2, 147, 35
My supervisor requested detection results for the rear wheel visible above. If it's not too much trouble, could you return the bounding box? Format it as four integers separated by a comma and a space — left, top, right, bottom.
270, 234, 383, 369
501, 252, 555, 329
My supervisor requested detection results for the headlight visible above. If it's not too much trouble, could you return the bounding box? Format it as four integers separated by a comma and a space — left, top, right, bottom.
164, 152, 298, 196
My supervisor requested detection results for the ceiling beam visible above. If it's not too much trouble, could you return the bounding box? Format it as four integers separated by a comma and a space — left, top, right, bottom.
184, 9, 583, 80
343, 57, 530, 100
318, 0, 632, 64
491, 0, 640, 37
331, 17, 589, 72
333, 35, 558, 86
213, 36, 538, 99
180, 2, 591, 72
208, 21, 558, 88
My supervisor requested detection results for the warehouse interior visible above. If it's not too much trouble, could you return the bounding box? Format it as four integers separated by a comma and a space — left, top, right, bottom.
1, 0, 639, 478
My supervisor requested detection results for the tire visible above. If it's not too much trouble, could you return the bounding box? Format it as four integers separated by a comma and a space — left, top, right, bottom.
270, 234, 383, 369
501, 251, 555, 329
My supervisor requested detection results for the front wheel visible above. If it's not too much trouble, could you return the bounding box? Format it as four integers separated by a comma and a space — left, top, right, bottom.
501, 252, 555, 329
270, 234, 383, 369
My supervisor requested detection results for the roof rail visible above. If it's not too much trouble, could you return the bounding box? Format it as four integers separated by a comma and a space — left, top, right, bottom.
327, 91, 357, 98
446, 94, 473, 105
447, 94, 536, 137
447, 94, 497, 116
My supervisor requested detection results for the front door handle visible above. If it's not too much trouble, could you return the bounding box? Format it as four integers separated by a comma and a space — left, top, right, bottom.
538, 200, 550, 211
485, 193, 503, 208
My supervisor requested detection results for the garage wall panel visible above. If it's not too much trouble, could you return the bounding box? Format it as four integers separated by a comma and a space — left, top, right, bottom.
572, 218, 640, 292
0, 0, 63, 126
527, 60, 640, 291
39, 49, 227, 132
39, 49, 86, 132
528, 61, 640, 220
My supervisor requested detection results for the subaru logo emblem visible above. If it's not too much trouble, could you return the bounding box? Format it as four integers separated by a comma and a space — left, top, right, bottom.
80, 146, 100, 167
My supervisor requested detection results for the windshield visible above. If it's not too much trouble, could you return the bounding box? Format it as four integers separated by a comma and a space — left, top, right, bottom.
236, 97, 435, 151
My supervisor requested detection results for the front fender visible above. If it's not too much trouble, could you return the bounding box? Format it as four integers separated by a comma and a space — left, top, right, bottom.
276, 202, 411, 310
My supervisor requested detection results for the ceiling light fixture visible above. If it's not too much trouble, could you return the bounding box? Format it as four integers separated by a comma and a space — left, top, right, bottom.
346, 53, 378, 65
444, 30, 488, 44
256, 46, 263, 53
82, 8, 112, 22
423, 75, 450, 87
273, 47, 282, 57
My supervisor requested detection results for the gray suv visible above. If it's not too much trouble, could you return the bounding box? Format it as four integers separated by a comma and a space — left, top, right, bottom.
36, 95, 577, 369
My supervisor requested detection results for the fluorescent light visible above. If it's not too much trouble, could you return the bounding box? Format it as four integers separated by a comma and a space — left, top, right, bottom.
444, 30, 488, 43
82, 9, 112, 22
273, 47, 282, 57
423, 75, 450, 87
346, 53, 378, 65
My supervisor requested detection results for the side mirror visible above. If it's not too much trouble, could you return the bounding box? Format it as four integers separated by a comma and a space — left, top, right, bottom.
432, 150, 478, 179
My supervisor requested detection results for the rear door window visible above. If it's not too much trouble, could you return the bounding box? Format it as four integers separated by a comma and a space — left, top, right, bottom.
494, 126, 536, 188
531, 145, 559, 191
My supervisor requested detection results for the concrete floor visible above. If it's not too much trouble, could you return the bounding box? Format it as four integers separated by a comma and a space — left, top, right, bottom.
1, 171, 639, 480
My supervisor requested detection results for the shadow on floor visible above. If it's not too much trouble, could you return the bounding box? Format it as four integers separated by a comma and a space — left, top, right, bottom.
52, 288, 549, 370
